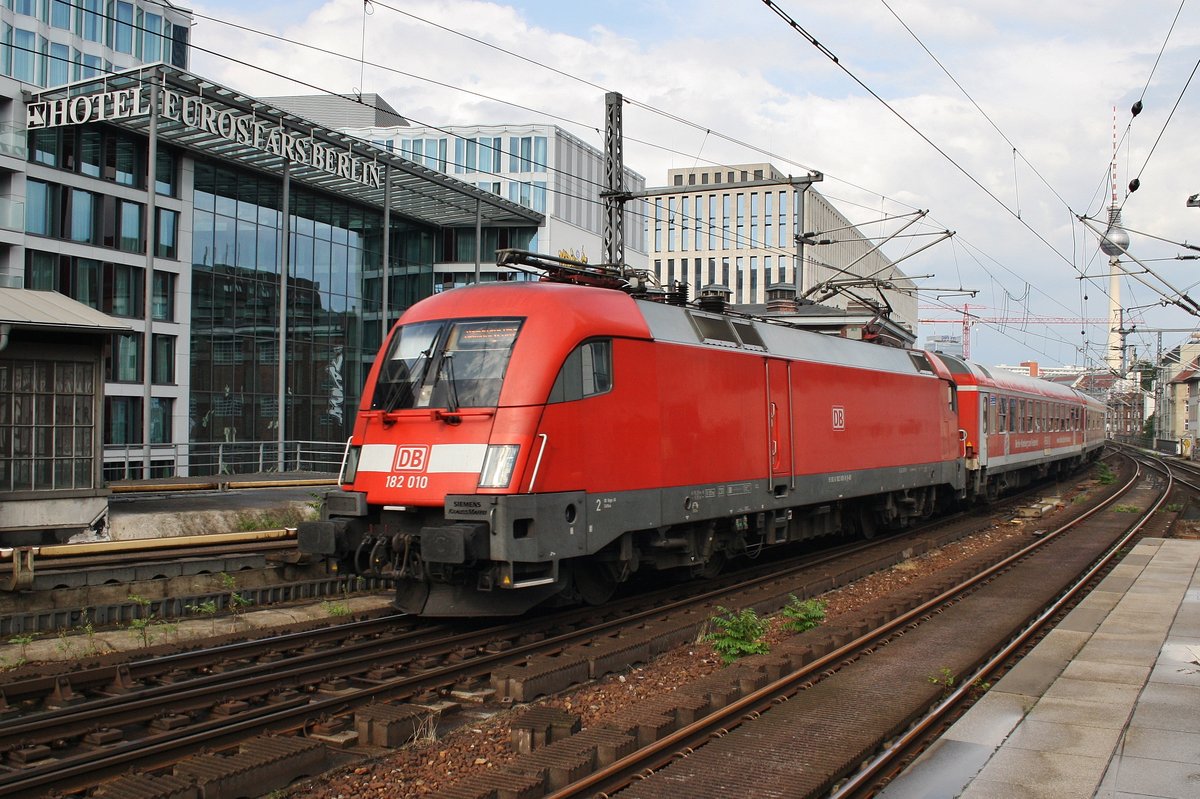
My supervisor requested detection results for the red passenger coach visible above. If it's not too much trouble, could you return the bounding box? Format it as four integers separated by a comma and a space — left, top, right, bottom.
299, 254, 1103, 617
932, 354, 1105, 500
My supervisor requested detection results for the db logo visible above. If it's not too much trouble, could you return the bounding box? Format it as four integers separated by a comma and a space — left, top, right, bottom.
394, 445, 429, 471
831, 406, 846, 431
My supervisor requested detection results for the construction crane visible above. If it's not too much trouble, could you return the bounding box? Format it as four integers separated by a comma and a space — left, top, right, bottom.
918, 304, 1117, 359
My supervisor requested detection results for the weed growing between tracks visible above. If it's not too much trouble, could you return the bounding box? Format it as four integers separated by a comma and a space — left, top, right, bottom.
322, 576, 365, 617
781, 596, 828, 633
233, 505, 317, 532
221, 572, 254, 621
3, 634, 33, 669
704, 606, 771, 664
127, 594, 176, 646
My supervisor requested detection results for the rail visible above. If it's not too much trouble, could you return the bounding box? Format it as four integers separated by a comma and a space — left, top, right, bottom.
103, 440, 344, 479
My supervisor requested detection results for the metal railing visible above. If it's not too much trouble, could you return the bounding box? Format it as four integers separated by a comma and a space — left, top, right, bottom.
103, 440, 345, 480
1111, 434, 1182, 456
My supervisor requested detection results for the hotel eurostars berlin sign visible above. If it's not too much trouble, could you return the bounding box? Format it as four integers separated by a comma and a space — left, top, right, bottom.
26, 84, 384, 190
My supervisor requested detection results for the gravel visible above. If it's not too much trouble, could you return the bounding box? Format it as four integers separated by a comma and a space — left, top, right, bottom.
287, 520, 1032, 798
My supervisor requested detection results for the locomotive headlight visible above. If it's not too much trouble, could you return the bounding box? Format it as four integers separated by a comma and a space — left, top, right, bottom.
478, 444, 520, 488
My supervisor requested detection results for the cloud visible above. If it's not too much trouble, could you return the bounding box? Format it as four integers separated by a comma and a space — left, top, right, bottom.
189, 0, 1200, 366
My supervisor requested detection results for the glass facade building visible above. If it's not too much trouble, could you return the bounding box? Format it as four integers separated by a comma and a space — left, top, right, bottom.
329, 122, 647, 286
7, 65, 542, 477
0, 0, 189, 86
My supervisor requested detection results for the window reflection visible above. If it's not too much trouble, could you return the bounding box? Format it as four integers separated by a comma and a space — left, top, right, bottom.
190, 162, 387, 445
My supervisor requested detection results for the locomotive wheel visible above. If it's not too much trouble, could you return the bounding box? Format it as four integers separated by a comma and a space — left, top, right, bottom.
694, 551, 726, 579
572, 561, 618, 606
851, 507, 878, 540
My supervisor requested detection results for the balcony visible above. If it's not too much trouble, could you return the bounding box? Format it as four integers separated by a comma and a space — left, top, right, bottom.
0, 124, 27, 160
0, 197, 23, 233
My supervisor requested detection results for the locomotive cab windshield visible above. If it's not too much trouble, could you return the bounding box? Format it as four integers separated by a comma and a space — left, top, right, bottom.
372, 317, 523, 412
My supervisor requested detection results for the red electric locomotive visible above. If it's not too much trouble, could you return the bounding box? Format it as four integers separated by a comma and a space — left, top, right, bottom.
299, 254, 1103, 616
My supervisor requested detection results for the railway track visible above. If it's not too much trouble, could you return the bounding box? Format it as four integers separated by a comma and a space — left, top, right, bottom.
0, 458, 1133, 798
0, 528, 393, 637
0, 526, 982, 795
487, 451, 1161, 799
0, 473, 1099, 798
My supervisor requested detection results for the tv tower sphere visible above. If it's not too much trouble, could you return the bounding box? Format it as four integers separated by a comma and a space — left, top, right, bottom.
1100, 209, 1129, 257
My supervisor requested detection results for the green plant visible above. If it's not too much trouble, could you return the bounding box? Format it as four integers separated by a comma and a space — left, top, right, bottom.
186, 598, 220, 634
970, 678, 992, 697
781, 596, 827, 633
1072, 493, 1089, 504
220, 573, 253, 620
322, 600, 351, 617
233, 506, 316, 532
127, 595, 161, 647
705, 606, 770, 664
1166, 503, 1184, 513
55, 630, 78, 658
1096, 463, 1115, 485
78, 608, 98, 652
1113, 504, 1140, 513
322, 575, 366, 618
928, 666, 956, 697
7, 633, 34, 662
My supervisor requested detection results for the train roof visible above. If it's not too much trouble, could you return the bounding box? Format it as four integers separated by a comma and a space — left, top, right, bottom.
637, 297, 945, 378
929, 352, 1104, 408
397, 281, 948, 383
397, 281, 652, 339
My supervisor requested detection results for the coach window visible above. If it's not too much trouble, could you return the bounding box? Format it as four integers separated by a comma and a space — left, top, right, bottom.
549, 339, 613, 403
1009, 398, 1017, 432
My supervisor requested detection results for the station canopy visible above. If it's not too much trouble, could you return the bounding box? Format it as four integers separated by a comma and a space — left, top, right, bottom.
24, 64, 544, 229
0, 287, 131, 334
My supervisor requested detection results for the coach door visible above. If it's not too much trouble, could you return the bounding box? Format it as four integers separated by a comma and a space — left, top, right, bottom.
978, 391, 990, 463
765, 359, 795, 492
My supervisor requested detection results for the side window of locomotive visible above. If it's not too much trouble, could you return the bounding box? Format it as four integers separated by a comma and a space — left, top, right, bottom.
549, 339, 613, 404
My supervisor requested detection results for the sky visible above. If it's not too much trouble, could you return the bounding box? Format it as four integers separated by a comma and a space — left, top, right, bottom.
184, 0, 1200, 369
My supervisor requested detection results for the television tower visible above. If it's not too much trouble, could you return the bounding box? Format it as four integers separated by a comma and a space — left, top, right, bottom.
1100, 107, 1130, 372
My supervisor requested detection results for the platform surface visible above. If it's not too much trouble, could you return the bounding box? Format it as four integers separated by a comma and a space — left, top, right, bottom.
881, 537, 1200, 799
